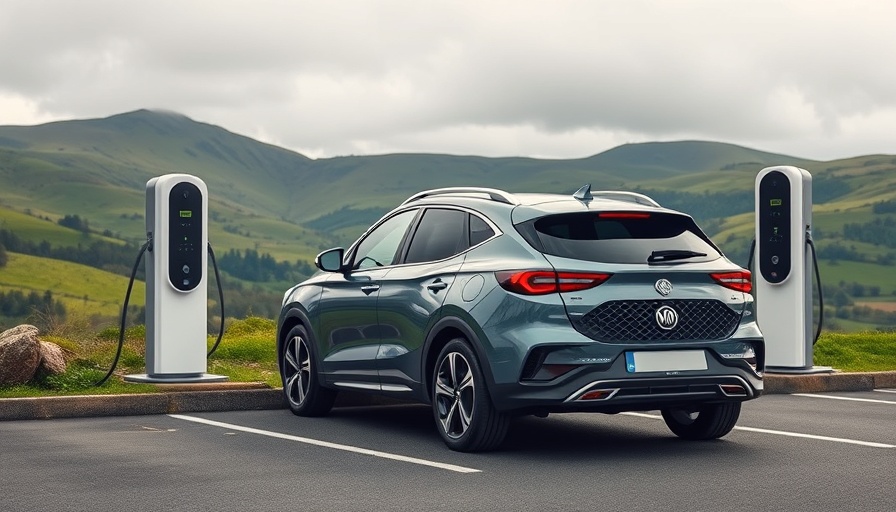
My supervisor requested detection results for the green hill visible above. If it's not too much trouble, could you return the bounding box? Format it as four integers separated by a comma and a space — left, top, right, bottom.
1, 110, 895, 331
580, 140, 817, 181
0, 251, 144, 322
0, 111, 811, 235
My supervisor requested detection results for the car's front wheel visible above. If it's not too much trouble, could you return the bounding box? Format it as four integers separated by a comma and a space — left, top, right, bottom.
281, 325, 336, 417
661, 402, 741, 440
432, 339, 509, 452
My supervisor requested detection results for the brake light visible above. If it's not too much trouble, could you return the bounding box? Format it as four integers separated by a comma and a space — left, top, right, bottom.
496, 270, 612, 295
711, 271, 752, 293
598, 212, 651, 219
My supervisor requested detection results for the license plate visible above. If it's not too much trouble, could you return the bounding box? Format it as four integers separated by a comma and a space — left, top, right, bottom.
625, 350, 708, 373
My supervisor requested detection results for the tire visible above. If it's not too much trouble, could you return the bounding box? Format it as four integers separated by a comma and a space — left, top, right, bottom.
280, 325, 337, 417
661, 402, 742, 440
432, 338, 509, 452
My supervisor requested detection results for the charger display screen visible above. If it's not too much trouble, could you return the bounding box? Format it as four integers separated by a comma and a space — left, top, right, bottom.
168, 182, 202, 291
758, 171, 791, 284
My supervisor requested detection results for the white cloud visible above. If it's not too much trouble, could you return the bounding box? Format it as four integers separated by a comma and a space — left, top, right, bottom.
0, 93, 61, 126
1, 0, 894, 160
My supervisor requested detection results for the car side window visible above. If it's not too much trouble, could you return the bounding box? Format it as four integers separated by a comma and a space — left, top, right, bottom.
469, 213, 495, 246
352, 209, 418, 270
404, 208, 468, 264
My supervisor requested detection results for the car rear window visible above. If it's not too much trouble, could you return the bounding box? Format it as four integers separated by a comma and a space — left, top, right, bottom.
519, 211, 722, 264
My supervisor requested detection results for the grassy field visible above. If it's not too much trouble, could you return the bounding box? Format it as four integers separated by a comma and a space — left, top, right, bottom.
0, 317, 892, 398
1, 189, 327, 261
814, 331, 896, 372
0, 316, 279, 398
816, 260, 896, 296
0, 252, 144, 325
0, 205, 121, 246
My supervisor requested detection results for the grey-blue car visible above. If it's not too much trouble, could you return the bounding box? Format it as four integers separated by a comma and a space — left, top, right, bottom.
277, 185, 763, 451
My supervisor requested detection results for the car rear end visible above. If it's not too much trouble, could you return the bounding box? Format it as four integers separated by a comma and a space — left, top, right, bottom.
476, 196, 763, 415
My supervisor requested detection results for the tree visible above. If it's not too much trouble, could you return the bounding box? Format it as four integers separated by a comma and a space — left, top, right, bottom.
0, 242, 7, 267
57, 214, 89, 233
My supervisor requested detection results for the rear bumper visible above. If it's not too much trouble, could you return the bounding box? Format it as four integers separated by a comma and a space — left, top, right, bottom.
488, 350, 763, 414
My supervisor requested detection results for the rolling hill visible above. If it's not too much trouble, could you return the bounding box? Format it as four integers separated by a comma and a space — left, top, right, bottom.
0, 110, 816, 238
1, 110, 895, 331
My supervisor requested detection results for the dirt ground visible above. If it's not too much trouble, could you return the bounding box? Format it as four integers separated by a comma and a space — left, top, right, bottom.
855, 301, 896, 312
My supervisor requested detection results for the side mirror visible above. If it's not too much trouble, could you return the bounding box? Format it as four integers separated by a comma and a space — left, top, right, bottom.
315, 247, 345, 272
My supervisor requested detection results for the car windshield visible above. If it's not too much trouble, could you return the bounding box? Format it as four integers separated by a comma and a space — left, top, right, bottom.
524, 211, 722, 264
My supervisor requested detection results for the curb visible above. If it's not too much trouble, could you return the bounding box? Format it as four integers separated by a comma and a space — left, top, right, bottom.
763, 370, 896, 394
0, 388, 284, 421
2, 372, 894, 422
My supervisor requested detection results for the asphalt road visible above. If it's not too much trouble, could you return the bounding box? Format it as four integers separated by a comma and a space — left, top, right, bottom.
2, 390, 894, 512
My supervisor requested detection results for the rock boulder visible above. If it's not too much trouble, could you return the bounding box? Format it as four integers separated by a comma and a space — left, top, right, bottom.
37, 341, 67, 376
0, 325, 43, 386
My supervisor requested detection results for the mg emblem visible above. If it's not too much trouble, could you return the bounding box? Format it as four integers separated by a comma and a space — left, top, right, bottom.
655, 279, 673, 296
655, 305, 679, 330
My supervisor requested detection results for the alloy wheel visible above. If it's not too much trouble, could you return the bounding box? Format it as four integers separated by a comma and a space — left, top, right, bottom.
283, 334, 312, 408
435, 351, 476, 439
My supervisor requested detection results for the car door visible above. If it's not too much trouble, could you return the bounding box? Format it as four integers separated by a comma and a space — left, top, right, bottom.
316, 208, 419, 390
375, 208, 472, 393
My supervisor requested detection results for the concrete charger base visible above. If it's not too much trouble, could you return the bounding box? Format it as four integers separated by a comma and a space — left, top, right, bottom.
124, 373, 229, 384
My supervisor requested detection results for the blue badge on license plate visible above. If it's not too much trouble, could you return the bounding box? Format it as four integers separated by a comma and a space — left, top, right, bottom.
625, 350, 708, 373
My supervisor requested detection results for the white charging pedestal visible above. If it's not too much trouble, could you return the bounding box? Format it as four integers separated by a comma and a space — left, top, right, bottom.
125, 174, 227, 383
754, 166, 831, 374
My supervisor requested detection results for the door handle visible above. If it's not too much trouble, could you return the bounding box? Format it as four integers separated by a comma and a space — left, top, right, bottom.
427, 280, 449, 292
360, 285, 380, 295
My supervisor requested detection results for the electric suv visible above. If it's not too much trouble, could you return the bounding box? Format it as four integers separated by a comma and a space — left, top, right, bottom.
277, 185, 763, 451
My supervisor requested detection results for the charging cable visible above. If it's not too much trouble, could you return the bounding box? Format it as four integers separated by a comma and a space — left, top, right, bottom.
95, 238, 151, 386
806, 229, 823, 345
95, 240, 225, 386
207, 243, 224, 357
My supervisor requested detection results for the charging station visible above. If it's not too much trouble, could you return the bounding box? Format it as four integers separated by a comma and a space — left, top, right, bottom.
125, 174, 227, 383
754, 166, 830, 373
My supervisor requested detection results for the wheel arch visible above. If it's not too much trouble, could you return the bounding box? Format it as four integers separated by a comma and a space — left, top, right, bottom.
277, 305, 313, 373
422, 316, 495, 403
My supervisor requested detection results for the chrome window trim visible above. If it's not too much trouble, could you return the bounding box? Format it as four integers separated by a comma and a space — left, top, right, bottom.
396, 205, 503, 267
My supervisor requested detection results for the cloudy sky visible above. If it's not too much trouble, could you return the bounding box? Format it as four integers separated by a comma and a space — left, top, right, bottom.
1, 1, 894, 160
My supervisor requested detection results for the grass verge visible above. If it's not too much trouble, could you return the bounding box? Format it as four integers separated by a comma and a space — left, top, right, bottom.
814, 331, 896, 372
1, 320, 894, 398
0, 316, 279, 398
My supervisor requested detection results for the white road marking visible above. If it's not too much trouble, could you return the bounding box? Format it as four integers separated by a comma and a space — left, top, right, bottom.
794, 393, 896, 405
730, 426, 894, 448
621, 412, 669, 421
873, 389, 896, 394
621, 412, 895, 449
169, 414, 481, 473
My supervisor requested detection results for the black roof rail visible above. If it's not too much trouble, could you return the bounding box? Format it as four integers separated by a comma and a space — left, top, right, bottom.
401, 187, 519, 205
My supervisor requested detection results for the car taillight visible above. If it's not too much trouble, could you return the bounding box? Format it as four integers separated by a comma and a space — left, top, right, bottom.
496, 270, 612, 295
711, 270, 752, 293
598, 212, 651, 219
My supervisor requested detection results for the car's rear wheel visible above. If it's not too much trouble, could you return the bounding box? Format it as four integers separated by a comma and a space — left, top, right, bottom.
432, 339, 509, 452
281, 325, 336, 417
661, 402, 741, 440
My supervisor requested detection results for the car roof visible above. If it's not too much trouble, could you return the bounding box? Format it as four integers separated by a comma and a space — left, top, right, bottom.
401, 185, 684, 222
